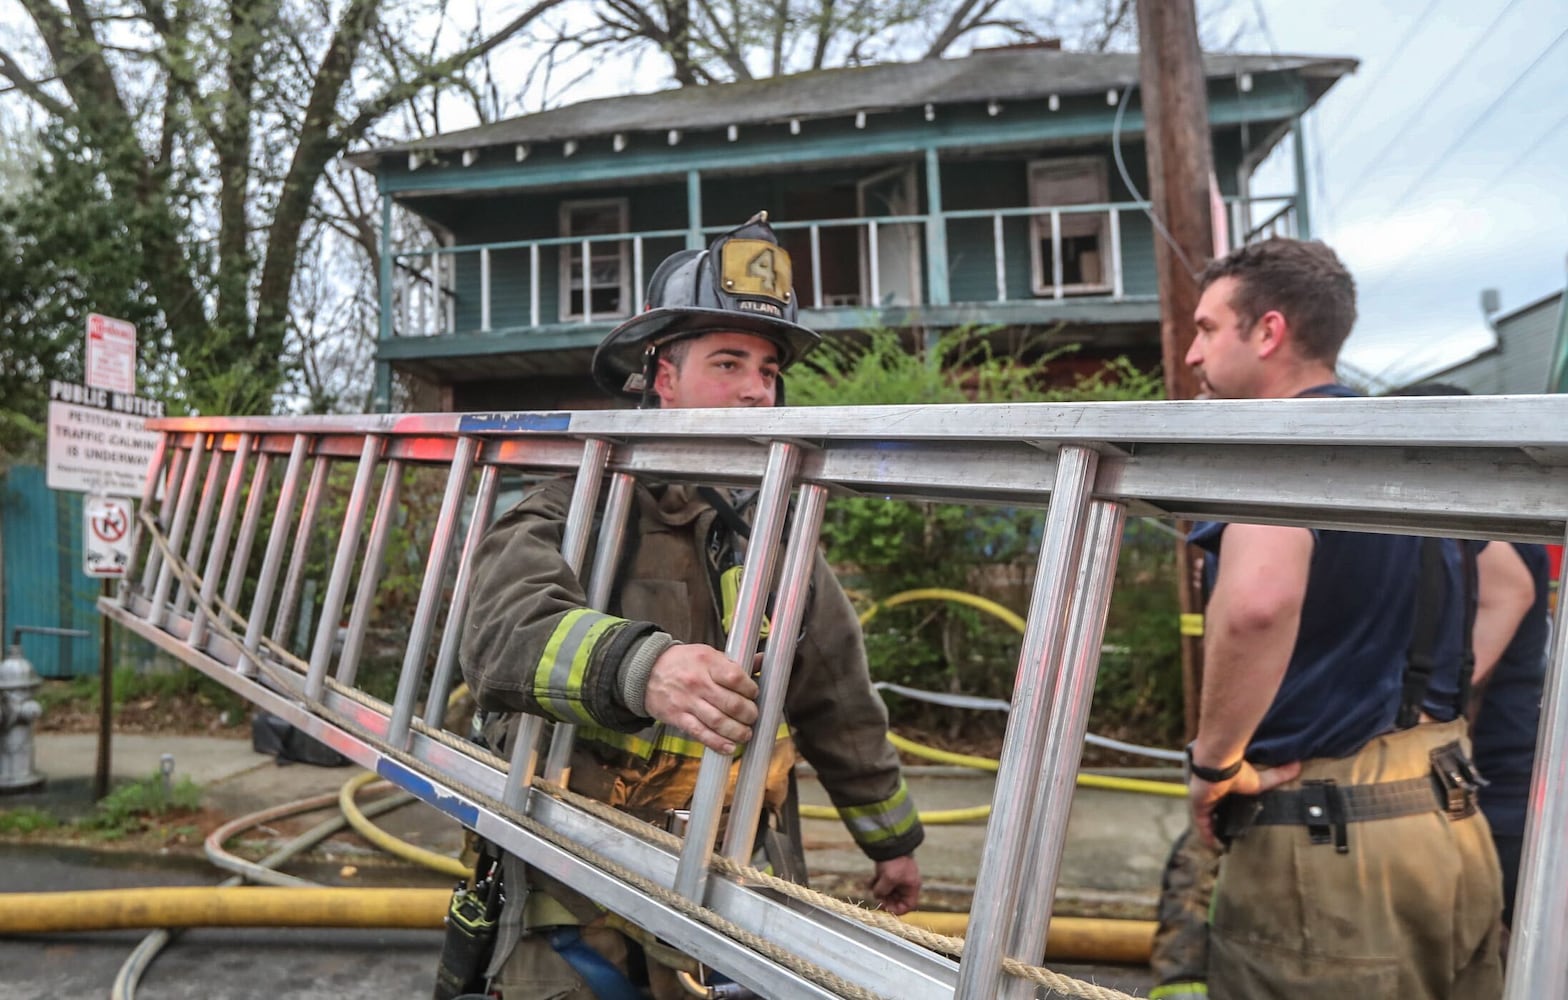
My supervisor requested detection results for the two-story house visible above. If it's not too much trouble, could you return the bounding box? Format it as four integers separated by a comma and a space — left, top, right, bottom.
350, 45, 1354, 411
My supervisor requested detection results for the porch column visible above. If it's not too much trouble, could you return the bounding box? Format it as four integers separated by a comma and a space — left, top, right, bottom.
686, 170, 703, 249
1292, 117, 1313, 239
923, 147, 951, 356
375, 189, 393, 413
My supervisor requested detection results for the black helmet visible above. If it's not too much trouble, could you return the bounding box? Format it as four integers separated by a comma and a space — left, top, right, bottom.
592, 212, 820, 401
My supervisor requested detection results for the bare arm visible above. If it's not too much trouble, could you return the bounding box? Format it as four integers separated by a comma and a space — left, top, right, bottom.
1188, 523, 1311, 844
1471, 541, 1536, 693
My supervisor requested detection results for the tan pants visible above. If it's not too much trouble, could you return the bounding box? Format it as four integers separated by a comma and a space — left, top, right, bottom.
1209, 720, 1504, 1000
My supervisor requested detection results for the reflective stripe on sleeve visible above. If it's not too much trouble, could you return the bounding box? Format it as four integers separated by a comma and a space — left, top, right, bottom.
838, 779, 920, 846
535, 608, 623, 723
582, 723, 794, 760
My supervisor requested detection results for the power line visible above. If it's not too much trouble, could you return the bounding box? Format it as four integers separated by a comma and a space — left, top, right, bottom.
1354, 107, 1568, 386
1248, 0, 1280, 53
1370, 25, 1568, 223
1320, 0, 1444, 147
1358, 83, 1568, 301
1327, 0, 1528, 216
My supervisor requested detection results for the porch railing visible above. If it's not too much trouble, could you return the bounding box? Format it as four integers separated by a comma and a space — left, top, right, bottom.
389, 196, 1296, 339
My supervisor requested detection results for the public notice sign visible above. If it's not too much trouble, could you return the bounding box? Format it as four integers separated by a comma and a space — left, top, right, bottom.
84, 495, 134, 577
46, 380, 165, 498
85, 313, 137, 394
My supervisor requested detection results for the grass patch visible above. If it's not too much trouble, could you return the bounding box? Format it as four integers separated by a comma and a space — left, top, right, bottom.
0, 806, 59, 835
36, 665, 248, 728
78, 771, 204, 838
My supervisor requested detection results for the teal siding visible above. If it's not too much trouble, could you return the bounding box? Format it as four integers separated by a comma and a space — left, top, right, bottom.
437, 185, 691, 333
0, 466, 102, 677
391, 120, 1262, 341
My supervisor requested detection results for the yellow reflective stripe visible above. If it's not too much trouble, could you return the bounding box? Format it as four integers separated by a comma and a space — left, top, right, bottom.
582, 723, 793, 760
535, 608, 621, 724
838, 779, 919, 845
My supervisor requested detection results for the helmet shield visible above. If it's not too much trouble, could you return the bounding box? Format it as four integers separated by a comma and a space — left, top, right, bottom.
593, 213, 820, 401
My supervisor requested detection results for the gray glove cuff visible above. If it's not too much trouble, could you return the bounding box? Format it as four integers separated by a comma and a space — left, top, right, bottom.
619, 631, 676, 717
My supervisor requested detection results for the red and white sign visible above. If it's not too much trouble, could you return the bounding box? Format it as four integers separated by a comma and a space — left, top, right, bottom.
84, 495, 134, 577
86, 313, 137, 394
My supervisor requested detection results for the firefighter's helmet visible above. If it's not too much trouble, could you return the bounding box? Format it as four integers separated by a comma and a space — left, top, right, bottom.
592, 212, 820, 402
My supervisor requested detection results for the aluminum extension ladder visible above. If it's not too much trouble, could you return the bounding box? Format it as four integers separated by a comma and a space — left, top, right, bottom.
101, 396, 1568, 1000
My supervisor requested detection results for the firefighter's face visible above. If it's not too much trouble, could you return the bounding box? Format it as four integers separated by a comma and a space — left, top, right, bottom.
654, 332, 780, 409
1187, 276, 1265, 399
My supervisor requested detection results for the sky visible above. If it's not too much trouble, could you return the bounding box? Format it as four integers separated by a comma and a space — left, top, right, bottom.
1214, 0, 1568, 386
3, 0, 1563, 390
488, 0, 1568, 389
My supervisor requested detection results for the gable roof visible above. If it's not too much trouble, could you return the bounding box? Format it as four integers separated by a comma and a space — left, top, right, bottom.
353, 47, 1354, 163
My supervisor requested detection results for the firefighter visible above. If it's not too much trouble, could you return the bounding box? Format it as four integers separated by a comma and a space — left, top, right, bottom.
456, 213, 923, 999
1178, 238, 1503, 1000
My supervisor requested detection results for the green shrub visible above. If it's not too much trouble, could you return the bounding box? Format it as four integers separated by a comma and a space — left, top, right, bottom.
788, 328, 1182, 748
81, 771, 203, 835
0, 806, 58, 835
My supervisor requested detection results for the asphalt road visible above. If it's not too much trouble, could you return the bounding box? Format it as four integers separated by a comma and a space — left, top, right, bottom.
0, 845, 445, 1000
0, 845, 1153, 999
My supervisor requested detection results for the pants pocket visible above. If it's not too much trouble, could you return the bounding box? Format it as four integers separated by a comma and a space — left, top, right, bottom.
1210, 932, 1400, 1000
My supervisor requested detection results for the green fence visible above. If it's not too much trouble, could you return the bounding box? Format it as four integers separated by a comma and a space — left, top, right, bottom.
0, 465, 103, 677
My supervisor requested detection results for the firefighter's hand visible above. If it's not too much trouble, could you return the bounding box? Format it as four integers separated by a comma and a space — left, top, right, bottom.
645, 644, 759, 754
868, 855, 921, 916
1189, 759, 1301, 848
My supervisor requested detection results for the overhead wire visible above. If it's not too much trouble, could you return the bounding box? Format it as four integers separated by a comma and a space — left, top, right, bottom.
1318, 0, 1444, 149
1111, 82, 1201, 282
1356, 102, 1568, 306
1368, 24, 1568, 225
1327, 0, 1529, 216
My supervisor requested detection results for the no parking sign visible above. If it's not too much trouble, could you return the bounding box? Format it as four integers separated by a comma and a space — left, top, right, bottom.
84, 494, 133, 577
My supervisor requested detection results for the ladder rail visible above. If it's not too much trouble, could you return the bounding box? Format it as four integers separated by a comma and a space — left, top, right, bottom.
110, 397, 1568, 1000
389, 436, 478, 746
722, 482, 829, 863
674, 440, 802, 902
100, 588, 961, 1000
336, 458, 403, 687
1004, 499, 1127, 999
189, 433, 252, 650
953, 444, 1099, 999
422, 464, 500, 728
503, 439, 613, 812
543, 470, 639, 783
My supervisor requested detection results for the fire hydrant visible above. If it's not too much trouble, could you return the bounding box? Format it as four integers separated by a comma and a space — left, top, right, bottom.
0, 642, 45, 793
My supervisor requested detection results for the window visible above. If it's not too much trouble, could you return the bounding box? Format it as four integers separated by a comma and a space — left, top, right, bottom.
559, 199, 630, 321
1028, 158, 1112, 296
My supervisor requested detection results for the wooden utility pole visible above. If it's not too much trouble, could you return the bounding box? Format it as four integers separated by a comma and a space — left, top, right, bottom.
1136, 0, 1215, 739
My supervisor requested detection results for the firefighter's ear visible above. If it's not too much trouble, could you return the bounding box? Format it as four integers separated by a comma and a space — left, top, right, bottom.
652, 354, 679, 405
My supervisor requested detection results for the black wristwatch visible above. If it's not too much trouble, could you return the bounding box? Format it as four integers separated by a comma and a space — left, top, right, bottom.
1185, 742, 1243, 783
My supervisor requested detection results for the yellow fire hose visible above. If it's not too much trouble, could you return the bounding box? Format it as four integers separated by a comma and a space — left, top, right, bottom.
0, 588, 1179, 986
0, 884, 1154, 963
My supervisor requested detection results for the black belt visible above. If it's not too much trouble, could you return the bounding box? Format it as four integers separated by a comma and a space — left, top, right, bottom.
1216, 740, 1484, 853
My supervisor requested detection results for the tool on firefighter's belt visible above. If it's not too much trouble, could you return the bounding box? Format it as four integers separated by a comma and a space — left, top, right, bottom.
1430, 740, 1486, 819
432, 845, 504, 1000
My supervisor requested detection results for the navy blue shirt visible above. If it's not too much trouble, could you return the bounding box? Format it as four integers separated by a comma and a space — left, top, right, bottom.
1192, 522, 1428, 765
1418, 538, 1471, 723
1473, 542, 1550, 836
1191, 384, 1464, 765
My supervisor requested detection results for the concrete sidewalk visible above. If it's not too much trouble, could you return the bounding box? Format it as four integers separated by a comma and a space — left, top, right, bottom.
8, 730, 1184, 915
